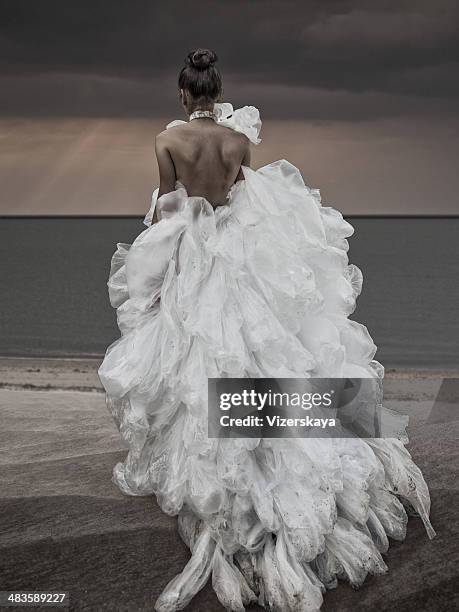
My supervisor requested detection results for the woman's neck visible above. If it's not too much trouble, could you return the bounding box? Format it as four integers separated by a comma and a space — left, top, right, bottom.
187, 98, 214, 115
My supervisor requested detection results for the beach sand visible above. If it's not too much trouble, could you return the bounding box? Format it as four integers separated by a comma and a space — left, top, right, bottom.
0, 358, 457, 611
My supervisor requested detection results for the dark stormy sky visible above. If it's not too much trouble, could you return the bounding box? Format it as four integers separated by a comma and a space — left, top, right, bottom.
1, 0, 458, 214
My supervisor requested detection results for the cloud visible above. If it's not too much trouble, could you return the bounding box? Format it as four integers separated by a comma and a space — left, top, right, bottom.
0, 0, 457, 119
1, 1, 458, 216
299, 5, 459, 95
0, 70, 457, 122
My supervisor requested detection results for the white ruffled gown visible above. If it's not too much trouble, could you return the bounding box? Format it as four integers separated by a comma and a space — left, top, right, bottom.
98, 103, 435, 612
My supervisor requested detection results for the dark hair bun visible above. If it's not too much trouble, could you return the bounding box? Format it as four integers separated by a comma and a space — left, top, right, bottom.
186, 48, 217, 71
179, 48, 222, 101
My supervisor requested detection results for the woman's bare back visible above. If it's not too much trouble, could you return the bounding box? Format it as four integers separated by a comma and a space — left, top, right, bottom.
155, 118, 250, 207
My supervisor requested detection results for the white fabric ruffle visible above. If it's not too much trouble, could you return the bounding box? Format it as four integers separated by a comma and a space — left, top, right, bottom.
99, 157, 435, 612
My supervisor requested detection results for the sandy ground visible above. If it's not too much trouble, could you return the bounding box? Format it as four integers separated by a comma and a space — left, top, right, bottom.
0, 358, 458, 611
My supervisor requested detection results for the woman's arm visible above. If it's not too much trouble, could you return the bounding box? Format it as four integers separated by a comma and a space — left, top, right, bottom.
242, 145, 251, 168
153, 132, 177, 223
236, 141, 251, 181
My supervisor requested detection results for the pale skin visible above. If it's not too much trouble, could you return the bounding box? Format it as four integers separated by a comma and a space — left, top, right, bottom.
152, 89, 251, 223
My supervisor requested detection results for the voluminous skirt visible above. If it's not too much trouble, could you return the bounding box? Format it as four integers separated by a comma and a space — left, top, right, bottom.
98, 160, 435, 612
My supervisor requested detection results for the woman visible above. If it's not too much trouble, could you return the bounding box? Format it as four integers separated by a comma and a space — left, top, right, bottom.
98, 49, 435, 612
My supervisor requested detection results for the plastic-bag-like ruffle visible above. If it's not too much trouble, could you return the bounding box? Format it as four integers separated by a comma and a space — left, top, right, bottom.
98, 159, 435, 612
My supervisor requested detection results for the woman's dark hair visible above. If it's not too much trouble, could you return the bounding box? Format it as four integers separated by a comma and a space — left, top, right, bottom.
178, 48, 222, 102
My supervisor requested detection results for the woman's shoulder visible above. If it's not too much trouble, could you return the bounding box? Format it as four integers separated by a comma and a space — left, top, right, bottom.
156, 122, 190, 147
